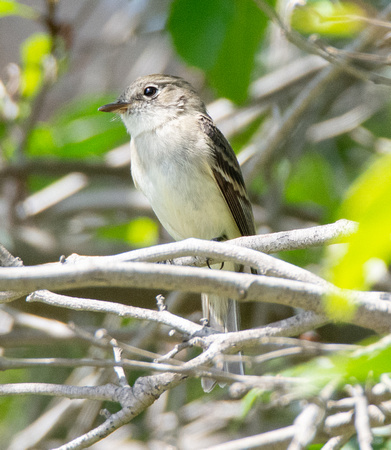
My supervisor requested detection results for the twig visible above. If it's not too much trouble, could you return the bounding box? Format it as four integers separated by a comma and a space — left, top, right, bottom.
0, 159, 130, 180
0, 244, 25, 302
249, 341, 358, 365
69, 322, 169, 362
244, 2, 391, 181
206, 392, 391, 450
109, 336, 129, 388
322, 433, 355, 450
27, 290, 201, 336
206, 425, 295, 450
65, 219, 358, 264
25, 290, 329, 368
52, 372, 184, 450
347, 384, 373, 450
288, 381, 337, 449
0, 356, 185, 373
254, 0, 391, 85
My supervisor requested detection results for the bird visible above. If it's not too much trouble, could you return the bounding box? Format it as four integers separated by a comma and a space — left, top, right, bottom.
99, 74, 256, 391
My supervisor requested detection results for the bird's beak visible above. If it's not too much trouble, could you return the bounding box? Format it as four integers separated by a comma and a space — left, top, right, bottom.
98, 102, 130, 113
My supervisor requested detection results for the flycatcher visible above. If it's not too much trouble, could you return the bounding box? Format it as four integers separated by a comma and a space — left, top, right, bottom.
99, 74, 256, 391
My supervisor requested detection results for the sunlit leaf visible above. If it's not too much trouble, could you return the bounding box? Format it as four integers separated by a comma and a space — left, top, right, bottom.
98, 217, 159, 248
21, 33, 52, 66
346, 336, 391, 381
126, 217, 159, 247
281, 336, 391, 397
328, 153, 391, 291
0, 0, 37, 18
241, 339, 391, 409
324, 290, 356, 322
168, 0, 268, 103
291, 0, 366, 37
27, 124, 55, 156
20, 33, 52, 97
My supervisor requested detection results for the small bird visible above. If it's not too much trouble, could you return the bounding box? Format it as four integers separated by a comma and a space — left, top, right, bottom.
99, 74, 256, 391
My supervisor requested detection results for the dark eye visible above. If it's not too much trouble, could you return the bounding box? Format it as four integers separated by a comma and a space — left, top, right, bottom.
144, 86, 158, 97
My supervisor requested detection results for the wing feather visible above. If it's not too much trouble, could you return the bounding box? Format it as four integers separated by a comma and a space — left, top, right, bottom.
199, 115, 255, 237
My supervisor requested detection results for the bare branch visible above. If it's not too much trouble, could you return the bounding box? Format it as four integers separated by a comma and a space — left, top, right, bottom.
288, 382, 337, 449
66, 219, 358, 264
27, 290, 201, 336
206, 425, 296, 450
347, 384, 373, 450
53, 372, 184, 450
4, 262, 389, 333
254, 1, 391, 86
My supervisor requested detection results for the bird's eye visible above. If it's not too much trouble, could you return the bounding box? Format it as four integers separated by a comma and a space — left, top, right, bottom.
144, 86, 158, 97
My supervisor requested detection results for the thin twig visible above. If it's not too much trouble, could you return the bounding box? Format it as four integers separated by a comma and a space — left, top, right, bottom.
254, 0, 391, 85
347, 384, 373, 450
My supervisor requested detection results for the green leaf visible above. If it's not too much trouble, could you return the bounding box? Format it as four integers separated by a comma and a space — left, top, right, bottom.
281, 335, 391, 398
328, 153, 391, 291
291, 0, 366, 37
208, 0, 267, 103
20, 33, 52, 97
323, 290, 356, 322
126, 217, 159, 247
241, 388, 269, 417
168, 0, 233, 70
27, 96, 128, 159
346, 336, 391, 381
21, 33, 52, 66
0, 0, 37, 18
27, 124, 55, 156
168, 0, 268, 103
98, 217, 159, 248
285, 152, 339, 219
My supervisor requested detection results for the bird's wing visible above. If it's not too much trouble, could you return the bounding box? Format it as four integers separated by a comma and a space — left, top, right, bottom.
198, 115, 255, 237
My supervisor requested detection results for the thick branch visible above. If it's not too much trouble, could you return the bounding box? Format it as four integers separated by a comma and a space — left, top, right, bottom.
0, 260, 386, 332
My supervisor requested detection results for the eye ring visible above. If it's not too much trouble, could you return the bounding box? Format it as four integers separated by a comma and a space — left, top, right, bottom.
143, 86, 158, 97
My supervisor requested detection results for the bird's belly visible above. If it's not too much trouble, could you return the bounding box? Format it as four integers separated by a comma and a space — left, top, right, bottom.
132, 158, 239, 241
154, 188, 235, 241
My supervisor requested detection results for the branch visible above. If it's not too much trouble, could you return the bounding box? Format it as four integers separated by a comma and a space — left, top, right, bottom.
0, 159, 130, 180
254, 1, 391, 85
288, 382, 336, 449
0, 220, 357, 305
2, 260, 388, 333
0, 244, 25, 302
243, 2, 391, 181
347, 384, 373, 450
26, 290, 201, 336
0, 360, 184, 450
66, 219, 358, 264
205, 393, 391, 450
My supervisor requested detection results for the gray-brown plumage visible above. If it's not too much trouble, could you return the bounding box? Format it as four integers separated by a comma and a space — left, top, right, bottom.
99, 74, 255, 391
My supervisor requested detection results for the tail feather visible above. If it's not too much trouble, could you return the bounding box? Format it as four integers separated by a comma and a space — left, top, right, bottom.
201, 291, 244, 392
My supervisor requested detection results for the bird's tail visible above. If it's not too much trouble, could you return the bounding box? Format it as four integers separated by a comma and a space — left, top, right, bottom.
201, 263, 244, 392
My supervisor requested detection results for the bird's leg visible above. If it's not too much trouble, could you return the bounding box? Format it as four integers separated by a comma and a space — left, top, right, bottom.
206, 234, 226, 270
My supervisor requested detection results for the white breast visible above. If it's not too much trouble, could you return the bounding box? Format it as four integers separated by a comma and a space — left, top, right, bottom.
129, 117, 239, 241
